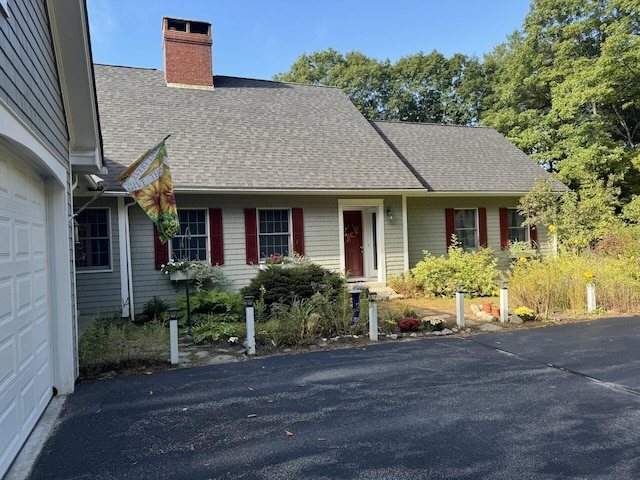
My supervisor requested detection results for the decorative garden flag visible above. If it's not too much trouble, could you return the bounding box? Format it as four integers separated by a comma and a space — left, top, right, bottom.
117, 136, 179, 243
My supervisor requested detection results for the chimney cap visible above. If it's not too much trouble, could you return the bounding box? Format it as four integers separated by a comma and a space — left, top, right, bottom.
162, 16, 211, 33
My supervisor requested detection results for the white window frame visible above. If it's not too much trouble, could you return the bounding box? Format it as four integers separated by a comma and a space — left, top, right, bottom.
170, 209, 209, 261
258, 208, 291, 262
454, 208, 478, 250
75, 207, 113, 272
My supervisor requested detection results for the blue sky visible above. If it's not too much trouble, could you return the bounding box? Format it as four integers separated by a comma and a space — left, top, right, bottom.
87, 1, 531, 81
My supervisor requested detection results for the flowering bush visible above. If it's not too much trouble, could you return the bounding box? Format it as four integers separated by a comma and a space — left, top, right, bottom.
398, 317, 421, 331
514, 306, 535, 321
161, 259, 226, 291
160, 259, 191, 274
422, 316, 445, 331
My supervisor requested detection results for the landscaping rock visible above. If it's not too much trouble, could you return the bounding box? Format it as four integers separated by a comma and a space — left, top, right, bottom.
441, 328, 454, 335
389, 334, 399, 340
508, 315, 524, 324
465, 319, 476, 326
470, 304, 481, 313
479, 323, 504, 332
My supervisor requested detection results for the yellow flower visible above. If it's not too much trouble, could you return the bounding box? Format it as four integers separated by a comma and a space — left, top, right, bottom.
631, 256, 636, 262
582, 238, 588, 245
519, 257, 527, 263
574, 239, 579, 244
584, 271, 594, 280
548, 225, 556, 232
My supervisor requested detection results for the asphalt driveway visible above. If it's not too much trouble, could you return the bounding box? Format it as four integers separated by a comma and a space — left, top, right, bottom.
27, 316, 640, 479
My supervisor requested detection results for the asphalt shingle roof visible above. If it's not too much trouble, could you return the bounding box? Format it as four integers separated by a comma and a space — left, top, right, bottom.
94, 65, 425, 192
372, 121, 566, 193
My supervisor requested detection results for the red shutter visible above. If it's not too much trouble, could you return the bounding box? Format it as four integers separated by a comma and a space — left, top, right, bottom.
529, 225, 538, 249
499, 208, 509, 250
153, 224, 169, 270
445, 208, 455, 248
244, 208, 258, 264
291, 208, 304, 256
478, 208, 488, 248
209, 208, 224, 265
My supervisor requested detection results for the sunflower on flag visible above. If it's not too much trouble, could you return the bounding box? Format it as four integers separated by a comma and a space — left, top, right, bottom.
117, 136, 179, 243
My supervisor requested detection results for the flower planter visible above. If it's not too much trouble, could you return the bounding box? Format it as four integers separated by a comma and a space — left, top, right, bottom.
481, 301, 492, 313
491, 305, 500, 318
169, 271, 187, 281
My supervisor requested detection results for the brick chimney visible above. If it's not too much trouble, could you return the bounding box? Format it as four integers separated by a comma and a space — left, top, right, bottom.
162, 17, 213, 89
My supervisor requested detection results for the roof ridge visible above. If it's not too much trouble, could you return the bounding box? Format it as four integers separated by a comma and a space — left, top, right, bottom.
373, 120, 492, 129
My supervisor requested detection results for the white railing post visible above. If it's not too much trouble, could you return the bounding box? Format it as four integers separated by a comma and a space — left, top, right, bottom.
167, 307, 179, 365
456, 283, 465, 328
244, 295, 256, 355
587, 283, 596, 313
499, 281, 508, 323
368, 292, 378, 341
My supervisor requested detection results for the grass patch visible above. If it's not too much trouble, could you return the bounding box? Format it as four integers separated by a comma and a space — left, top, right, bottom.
78, 315, 170, 380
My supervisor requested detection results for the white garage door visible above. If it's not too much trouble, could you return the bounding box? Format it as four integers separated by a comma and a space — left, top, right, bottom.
0, 152, 52, 478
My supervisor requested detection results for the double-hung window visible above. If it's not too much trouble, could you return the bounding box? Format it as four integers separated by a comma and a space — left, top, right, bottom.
171, 209, 208, 261
75, 208, 111, 270
258, 209, 290, 260
507, 209, 528, 243
454, 209, 478, 250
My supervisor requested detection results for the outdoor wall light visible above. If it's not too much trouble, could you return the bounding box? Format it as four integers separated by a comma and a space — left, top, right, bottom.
243, 295, 255, 307
368, 291, 377, 302
386, 208, 394, 222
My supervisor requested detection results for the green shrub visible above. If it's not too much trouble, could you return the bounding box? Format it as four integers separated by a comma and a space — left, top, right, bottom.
139, 296, 169, 324
175, 289, 244, 325
190, 321, 245, 344
257, 289, 366, 347
412, 242, 499, 297
240, 263, 345, 315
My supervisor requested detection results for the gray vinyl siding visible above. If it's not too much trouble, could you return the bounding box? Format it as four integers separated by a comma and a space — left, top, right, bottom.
406, 196, 548, 269
0, 0, 68, 162
75, 198, 123, 317
383, 196, 405, 276
121, 194, 404, 315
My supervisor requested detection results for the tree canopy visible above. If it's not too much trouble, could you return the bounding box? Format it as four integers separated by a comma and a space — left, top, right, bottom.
275, 0, 640, 242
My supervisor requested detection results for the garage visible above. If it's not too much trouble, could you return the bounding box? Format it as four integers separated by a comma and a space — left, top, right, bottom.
0, 150, 52, 477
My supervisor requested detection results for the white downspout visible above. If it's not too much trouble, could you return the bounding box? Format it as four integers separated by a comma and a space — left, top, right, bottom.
402, 194, 409, 273
118, 197, 136, 320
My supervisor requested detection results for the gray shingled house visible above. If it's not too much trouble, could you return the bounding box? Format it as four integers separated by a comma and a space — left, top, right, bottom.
74, 17, 564, 321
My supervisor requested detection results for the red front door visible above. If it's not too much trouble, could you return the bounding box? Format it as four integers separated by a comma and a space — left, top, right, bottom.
344, 211, 364, 277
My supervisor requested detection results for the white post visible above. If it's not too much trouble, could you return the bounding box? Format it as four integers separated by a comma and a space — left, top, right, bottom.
587, 283, 596, 312
499, 281, 508, 323
368, 293, 378, 341
456, 283, 465, 328
244, 296, 256, 355
168, 307, 179, 365
170, 319, 178, 365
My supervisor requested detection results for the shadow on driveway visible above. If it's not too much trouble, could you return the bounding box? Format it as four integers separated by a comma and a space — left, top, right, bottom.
28, 316, 640, 479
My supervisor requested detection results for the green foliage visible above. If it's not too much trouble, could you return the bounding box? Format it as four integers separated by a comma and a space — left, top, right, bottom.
257, 289, 365, 347
508, 243, 640, 317
175, 289, 244, 325
139, 296, 169, 324
240, 263, 346, 315
274, 48, 487, 125
190, 321, 245, 344
412, 242, 499, 297
78, 315, 169, 379
483, 0, 640, 209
